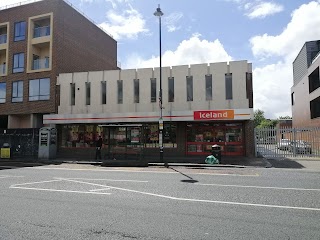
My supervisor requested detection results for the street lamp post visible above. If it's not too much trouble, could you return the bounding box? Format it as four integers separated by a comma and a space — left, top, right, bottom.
154, 4, 168, 168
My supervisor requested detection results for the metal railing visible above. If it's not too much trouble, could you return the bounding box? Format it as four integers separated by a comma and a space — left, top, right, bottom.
33, 26, 50, 38
0, 64, 6, 75
0, 34, 7, 44
32, 58, 49, 70
255, 127, 320, 159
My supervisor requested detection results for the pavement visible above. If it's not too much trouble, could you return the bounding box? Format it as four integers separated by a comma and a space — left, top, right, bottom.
1, 155, 320, 170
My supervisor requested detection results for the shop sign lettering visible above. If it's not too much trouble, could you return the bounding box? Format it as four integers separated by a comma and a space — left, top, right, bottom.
194, 110, 234, 120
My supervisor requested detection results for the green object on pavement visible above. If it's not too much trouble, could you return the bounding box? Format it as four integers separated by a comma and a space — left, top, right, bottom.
205, 155, 219, 164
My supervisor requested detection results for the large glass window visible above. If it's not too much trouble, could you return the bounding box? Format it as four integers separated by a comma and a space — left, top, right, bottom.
310, 96, 320, 119
12, 81, 23, 102
168, 77, 174, 102
134, 79, 139, 103
186, 76, 193, 101
14, 21, 26, 41
0, 83, 6, 103
309, 67, 320, 93
85, 82, 91, 105
13, 53, 24, 73
151, 78, 156, 102
29, 78, 50, 101
101, 81, 107, 104
144, 123, 177, 148
225, 73, 233, 100
70, 83, 75, 106
205, 74, 212, 101
117, 80, 123, 104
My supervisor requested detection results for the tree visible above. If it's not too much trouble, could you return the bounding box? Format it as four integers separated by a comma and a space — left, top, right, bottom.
254, 109, 265, 127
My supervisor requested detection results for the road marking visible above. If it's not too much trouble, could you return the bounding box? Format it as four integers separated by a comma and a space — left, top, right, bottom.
34, 167, 258, 176
0, 175, 24, 179
10, 179, 63, 187
90, 188, 111, 192
195, 183, 320, 192
67, 178, 148, 183
9, 186, 111, 195
59, 178, 320, 212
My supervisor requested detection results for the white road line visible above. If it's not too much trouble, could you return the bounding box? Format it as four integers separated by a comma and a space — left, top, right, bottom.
195, 183, 320, 192
60, 178, 320, 212
9, 186, 111, 195
0, 175, 24, 179
34, 167, 258, 176
66, 178, 148, 183
90, 188, 111, 192
10, 179, 63, 187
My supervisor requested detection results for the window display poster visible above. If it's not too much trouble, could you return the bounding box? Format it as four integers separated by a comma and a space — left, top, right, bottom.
131, 128, 140, 143
70, 125, 79, 141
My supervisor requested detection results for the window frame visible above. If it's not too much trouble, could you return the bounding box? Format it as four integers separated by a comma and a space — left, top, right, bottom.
150, 78, 157, 103
117, 80, 123, 104
205, 74, 213, 101
12, 81, 23, 102
101, 81, 107, 105
225, 73, 233, 100
28, 78, 50, 101
0, 82, 6, 103
14, 21, 26, 41
85, 82, 91, 105
186, 76, 193, 102
134, 79, 139, 103
168, 77, 174, 102
13, 53, 25, 73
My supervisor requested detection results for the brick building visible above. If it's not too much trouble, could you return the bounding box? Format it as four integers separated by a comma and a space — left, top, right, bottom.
0, 0, 118, 129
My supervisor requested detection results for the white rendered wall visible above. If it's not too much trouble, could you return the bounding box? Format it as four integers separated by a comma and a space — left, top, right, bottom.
57, 61, 252, 115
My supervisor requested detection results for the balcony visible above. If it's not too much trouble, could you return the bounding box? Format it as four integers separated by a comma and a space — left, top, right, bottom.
33, 26, 50, 38
0, 34, 7, 44
32, 58, 49, 70
0, 64, 6, 75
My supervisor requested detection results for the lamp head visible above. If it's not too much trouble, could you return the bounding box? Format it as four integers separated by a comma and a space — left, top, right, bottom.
154, 4, 163, 17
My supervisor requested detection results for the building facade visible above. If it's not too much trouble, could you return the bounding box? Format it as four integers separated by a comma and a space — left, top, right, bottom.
0, 0, 118, 129
44, 61, 255, 160
291, 40, 320, 128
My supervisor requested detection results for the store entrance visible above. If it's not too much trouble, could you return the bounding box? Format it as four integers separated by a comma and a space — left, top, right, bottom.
186, 122, 244, 156
100, 124, 144, 160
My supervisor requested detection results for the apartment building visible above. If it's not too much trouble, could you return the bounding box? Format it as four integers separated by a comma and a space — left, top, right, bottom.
0, 0, 118, 129
291, 40, 320, 127
43, 61, 255, 159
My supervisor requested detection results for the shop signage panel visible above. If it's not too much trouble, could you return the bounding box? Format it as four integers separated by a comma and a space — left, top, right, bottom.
194, 110, 234, 120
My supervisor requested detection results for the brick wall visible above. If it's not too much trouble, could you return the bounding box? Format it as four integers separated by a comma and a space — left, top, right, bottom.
0, 0, 117, 118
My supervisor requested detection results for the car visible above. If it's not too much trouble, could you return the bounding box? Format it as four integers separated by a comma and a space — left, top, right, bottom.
288, 140, 312, 154
277, 139, 291, 150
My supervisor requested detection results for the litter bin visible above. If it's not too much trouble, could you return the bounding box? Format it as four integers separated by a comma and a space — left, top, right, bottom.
211, 144, 221, 164
1, 143, 11, 159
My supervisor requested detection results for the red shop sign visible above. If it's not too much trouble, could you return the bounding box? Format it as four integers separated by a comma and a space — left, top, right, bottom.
194, 110, 235, 120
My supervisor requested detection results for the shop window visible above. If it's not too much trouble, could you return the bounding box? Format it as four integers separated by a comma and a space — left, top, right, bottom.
101, 81, 107, 104
12, 81, 23, 102
205, 74, 212, 101
186, 76, 193, 101
117, 80, 123, 104
134, 79, 139, 103
144, 123, 177, 148
225, 73, 233, 100
168, 77, 174, 102
62, 125, 106, 148
151, 78, 156, 102
70, 83, 75, 106
0, 82, 6, 103
85, 82, 90, 105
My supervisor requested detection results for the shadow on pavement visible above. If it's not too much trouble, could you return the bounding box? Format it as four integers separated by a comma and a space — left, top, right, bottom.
266, 158, 305, 169
0, 159, 63, 170
169, 167, 199, 183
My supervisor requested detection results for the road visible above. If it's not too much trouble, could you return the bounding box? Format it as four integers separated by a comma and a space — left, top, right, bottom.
0, 164, 320, 240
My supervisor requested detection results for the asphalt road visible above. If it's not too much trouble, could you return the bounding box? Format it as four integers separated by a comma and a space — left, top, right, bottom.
0, 164, 320, 240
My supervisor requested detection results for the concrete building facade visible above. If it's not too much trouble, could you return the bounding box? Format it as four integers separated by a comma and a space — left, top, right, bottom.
44, 61, 255, 160
291, 40, 320, 128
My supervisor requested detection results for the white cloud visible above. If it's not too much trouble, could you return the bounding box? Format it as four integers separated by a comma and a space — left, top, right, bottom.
224, 0, 284, 19
251, 0, 320, 119
246, 2, 284, 19
123, 34, 232, 69
250, 1, 320, 60
163, 12, 183, 33
99, 6, 148, 40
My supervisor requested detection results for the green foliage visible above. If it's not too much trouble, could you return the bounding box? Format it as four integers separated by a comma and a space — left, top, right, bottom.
254, 109, 278, 128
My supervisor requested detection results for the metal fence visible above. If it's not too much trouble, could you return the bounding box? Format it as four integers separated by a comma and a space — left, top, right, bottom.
0, 129, 39, 158
255, 127, 320, 159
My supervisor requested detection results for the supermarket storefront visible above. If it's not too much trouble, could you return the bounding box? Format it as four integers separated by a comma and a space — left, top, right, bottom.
43, 109, 253, 159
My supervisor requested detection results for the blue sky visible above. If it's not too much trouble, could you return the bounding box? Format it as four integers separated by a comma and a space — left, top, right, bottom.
2, 0, 320, 119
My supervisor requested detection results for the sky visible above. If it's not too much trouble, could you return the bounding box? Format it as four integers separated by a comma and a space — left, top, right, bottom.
2, 0, 320, 119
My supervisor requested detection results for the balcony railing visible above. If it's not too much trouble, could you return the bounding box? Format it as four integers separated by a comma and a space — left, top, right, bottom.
33, 26, 50, 38
0, 34, 7, 44
0, 64, 6, 75
32, 58, 49, 70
